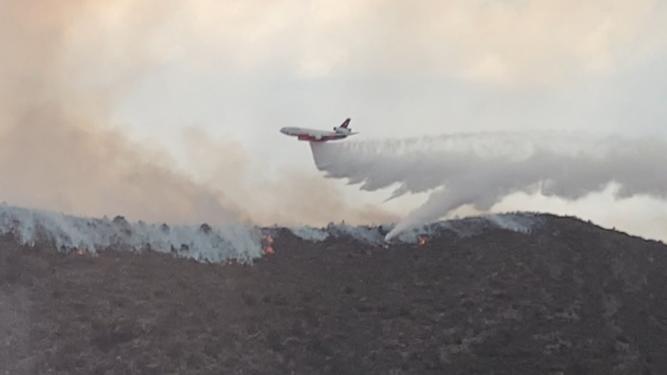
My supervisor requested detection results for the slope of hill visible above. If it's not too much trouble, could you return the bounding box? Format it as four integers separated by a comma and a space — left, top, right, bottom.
1, 213, 666, 374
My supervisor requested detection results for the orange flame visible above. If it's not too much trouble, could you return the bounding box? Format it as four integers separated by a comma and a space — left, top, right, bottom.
417, 235, 428, 247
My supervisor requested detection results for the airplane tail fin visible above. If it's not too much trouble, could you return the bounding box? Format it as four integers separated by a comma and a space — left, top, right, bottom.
339, 118, 351, 129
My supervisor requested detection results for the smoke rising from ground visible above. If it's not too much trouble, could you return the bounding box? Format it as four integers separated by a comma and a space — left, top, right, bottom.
179, 127, 398, 227
4, 0, 665, 243
0, 1, 244, 225
0, 1, 396, 229
310, 133, 667, 239
0, 204, 261, 262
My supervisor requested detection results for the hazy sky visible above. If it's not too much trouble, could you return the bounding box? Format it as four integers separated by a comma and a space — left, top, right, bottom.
3, 0, 667, 238
108, 0, 667, 167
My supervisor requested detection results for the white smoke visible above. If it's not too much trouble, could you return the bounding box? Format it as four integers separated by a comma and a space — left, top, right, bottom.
310, 132, 667, 240
287, 213, 542, 245
289, 226, 330, 242
287, 224, 385, 244
0, 204, 261, 263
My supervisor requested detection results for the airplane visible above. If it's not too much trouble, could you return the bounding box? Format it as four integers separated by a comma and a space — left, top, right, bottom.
280, 118, 358, 142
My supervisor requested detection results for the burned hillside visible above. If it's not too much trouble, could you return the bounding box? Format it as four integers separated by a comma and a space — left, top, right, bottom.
1, 213, 667, 374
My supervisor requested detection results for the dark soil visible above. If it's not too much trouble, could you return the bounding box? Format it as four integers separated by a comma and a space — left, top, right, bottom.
1, 214, 667, 374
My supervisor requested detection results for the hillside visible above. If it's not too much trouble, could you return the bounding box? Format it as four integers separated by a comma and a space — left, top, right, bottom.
1, 213, 666, 374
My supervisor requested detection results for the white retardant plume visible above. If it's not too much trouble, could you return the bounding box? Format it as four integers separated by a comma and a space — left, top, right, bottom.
0, 204, 262, 263
310, 133, 666, 240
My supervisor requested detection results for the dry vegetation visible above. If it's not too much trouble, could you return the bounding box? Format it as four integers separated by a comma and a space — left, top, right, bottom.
1, 214, 666, 374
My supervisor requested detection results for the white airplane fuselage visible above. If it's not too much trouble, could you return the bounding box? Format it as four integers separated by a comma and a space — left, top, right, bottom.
280, 118, 357, 142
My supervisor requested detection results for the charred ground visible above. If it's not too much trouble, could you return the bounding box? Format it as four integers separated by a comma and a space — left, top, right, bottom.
1, 214, 667, 374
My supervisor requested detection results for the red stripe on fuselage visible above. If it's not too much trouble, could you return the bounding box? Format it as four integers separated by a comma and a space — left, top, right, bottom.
297, 134, 345, 142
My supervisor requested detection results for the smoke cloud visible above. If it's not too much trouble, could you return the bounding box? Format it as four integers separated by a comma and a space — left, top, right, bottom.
0, 1, 396, 229
180, 128, 398, 227
310, 133, 667, 239
0, 1, 247, 225
4, 0, 664, 241
166, 0, 665, 85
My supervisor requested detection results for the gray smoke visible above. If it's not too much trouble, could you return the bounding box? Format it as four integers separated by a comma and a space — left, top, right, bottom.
0, 1, 246, 225
0, 204, 261, 263
310, 132, 666, 240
